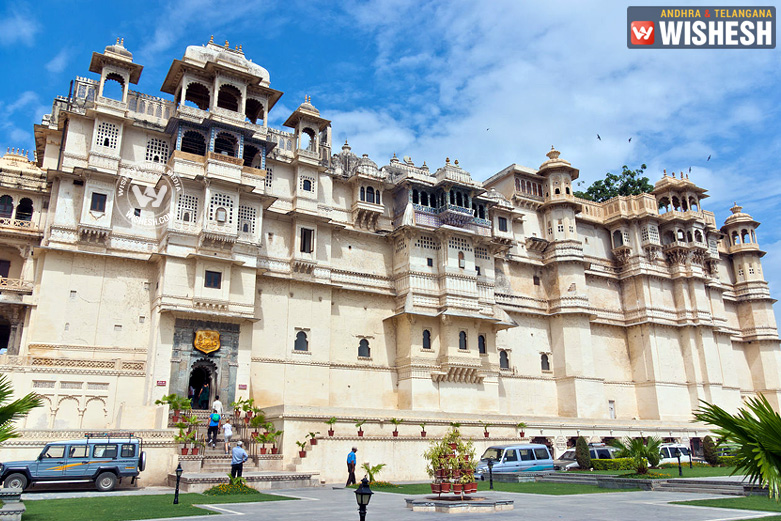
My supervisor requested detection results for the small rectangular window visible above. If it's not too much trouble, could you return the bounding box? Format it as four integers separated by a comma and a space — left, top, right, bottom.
134, 208, 141, 217
90, 192, 107, 213
427, 258, 433, 267
120, 444, 136, 458
205, 270, 222, 289
92, 444, 118, 458
476, 266, 481, 276
518, 449, 534, 461
533, 448, 550, 460
300, 228, 314, 253
503, 450, 518, 462
498, 217, 508, 232
68, 445, 88, 458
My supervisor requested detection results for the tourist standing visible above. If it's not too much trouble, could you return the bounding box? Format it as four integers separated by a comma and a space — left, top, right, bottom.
222, 418, 233, 454
213, 394, 224, 418
346, 446, 357, 486
198, 382, 210, 410
231, 441, 248, 478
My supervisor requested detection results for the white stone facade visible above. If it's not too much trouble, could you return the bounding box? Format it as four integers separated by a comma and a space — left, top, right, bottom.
0, 40, 779, 484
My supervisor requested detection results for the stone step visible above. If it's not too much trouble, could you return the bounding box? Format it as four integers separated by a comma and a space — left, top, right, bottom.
168, 471, 321, 493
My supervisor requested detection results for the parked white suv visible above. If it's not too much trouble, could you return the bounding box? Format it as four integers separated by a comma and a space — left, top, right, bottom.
659, 444, 692, 465
553, 445, 619, 470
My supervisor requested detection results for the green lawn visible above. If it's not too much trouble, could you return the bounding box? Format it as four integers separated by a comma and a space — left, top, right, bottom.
376, 481, 640, 495
22, 492, 296, 521
569, 466, 742, 479
673, 495, 781, 513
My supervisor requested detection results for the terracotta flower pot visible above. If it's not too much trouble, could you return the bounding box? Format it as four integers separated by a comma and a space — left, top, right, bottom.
440, 482, 451, 493
484, 431, 490, 437
181, 448, 189, 455
358, 430, 364, 437
449, 443, 457, 450
453, 483, 463, 494
191, 447, 199, 456
260, 447, 267, 455
430, 482, 441, 494
310, 438, 317, 446
519, 431, 525, 437
271, 447, 279, 454
234, 409, 240, 417
328, 429, 334, 436
299, 450, 306, 458
246, 411, 253, 419
244, 417, 250, 424
392, 431, 398, 437
435, 469, 445, 478
421, 431, 427, 437
470, 482, 478, 493
452, 470, 461, 479
252, 431, 258, 437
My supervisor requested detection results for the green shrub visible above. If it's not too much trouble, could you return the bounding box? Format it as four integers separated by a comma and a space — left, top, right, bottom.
591, 458, 642, 471
204, 482, 259, 495
575, 436, 591, 470
703, 435, 718, 466
718, 455, 739, 467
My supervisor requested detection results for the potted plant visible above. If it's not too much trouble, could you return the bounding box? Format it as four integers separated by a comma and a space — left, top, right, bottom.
481, 421, 491, 438
174, 433, 190, 455
452, 480, 463, 494
307, 431, 320, 446
242, 398, 256, 422
390, 418, 402, 437
461, 474, 476, 494
191, 436, 204, 456
325, 417, 337, 436
185, 414, 200, 435
355, 419, 366, 437
268, 429, 283, 454
249, 409, 266, 436
155, 394, 190, 423
516, 421, 527, 438
230, 398, 245, 419
420, 422, 427, 437
296, 440, 308, 458
440, 480, 451, 493
253, 432, 269, 454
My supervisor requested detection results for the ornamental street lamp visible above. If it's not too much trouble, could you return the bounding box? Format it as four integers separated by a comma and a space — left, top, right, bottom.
487, 458, 495, 490
675, 448, 683, 477
174, 463, 183, 504
354, 476, 373, 521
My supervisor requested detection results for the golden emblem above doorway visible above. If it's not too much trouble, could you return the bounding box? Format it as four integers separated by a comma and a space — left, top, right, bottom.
194, 330, 220, 354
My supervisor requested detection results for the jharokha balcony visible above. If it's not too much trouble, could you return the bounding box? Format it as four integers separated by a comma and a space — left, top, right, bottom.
0, 217, 41, 236
0, 277, 34, 294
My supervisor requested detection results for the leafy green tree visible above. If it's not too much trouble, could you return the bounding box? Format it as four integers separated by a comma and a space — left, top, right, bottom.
702, 435, 719, 466
575, 436, 591, 470
695, 394, 781, 500
0, 375, 43, 443
574, 164, 653, 202
610, 436, 662, 474
361, 462, 387, 482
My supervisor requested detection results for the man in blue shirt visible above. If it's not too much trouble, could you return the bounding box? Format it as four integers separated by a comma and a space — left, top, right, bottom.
231, 441, 249, 478
346, 446, 357, 486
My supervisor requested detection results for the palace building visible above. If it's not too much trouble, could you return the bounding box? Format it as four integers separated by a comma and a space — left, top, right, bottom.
0, 39, 779, 484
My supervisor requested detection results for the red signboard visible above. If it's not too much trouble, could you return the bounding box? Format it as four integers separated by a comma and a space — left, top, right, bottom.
156, 380, 166, 386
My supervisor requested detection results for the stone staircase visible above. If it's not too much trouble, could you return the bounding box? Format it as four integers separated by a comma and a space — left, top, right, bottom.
655, 479, 761, 496
536, 472, 598, 486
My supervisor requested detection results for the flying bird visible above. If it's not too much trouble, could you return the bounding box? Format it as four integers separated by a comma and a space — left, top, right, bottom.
628, 137, 632, 143
597, 134, 601, 141
688, 166, 691, 173
707, 155, 711, 161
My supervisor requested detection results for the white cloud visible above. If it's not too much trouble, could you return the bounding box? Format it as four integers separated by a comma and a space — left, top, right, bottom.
45, 48, 71, 74
0, 7, 39, 46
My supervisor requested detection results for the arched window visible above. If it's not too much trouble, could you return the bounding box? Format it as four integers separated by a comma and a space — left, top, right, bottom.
376, 191, 381, 204
541, 353, 550, 371
360, 187, 365, 201
613, 230, 624, 247
686, 231, 693, 243
15, 198, 33, 221
421, 192, 428, 206
422, 330, 431, 349
102, 73, 124, 101
0, 195, 13, 218
412, 189, 419, 204
741, 229, 750, 244
181, 130, 206, 155
694, 231, 703, 243
184, 82, 210, 110
302, 179, 312, 192
458, 331, 467, 350
566, 186, 570, 195
214, 132, 237, 156
499, 351, 509, 369
682, 199, 689, 211
217, 84, 241, 112
526, 181, 532, 194
478, 335, 486, 354
472, 203, 478, 217
677, 229, 686, 242
732, 232, 740, 245
300, 128, 315, 150
243, 144, 260, 167
458, 251, 465, 268
478, 206, 485, 219
367, 187, 375, 204
449, 191, 455, 204
456, 192, 463, 207
555, 188, 560, 195
515, 178, 520, 191
245, 98, 264, 124
358, 339, 370, 358
294, 331, 308, 351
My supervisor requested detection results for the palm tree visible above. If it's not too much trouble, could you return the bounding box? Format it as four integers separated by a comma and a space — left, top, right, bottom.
611, 436, 662, 474
694, 394, 781, 500
0, 375, 43, 443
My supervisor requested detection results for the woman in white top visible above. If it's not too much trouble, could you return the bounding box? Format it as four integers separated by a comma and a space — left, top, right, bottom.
222, 420, 233, 454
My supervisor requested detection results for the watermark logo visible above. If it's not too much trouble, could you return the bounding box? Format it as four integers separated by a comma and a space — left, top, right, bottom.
116, 165, 182, 230
628, 6, 775, 48
631, 21, 655, 44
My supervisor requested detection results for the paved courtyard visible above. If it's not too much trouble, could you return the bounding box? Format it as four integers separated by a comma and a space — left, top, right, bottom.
24, 485, 776, 521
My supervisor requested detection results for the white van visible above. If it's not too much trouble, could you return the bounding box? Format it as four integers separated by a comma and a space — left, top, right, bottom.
475, 444, 554, 479
659, 443, 692, 465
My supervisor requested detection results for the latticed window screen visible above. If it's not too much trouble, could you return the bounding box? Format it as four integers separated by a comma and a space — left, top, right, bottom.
177, 194, 198, 222
475, 247, 489, 260
448, 236, 472, 252
96, 122, 119, 148
641, 227, 649, 242
145, 138, 170, 163
416, 235, 440, 250
265, 167, 273, 189
209, 193, 234, 223
238, 205, 257, 234
649, 226, 660, 243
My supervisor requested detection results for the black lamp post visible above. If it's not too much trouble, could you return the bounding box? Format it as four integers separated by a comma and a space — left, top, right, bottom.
487, 458, 495, 490
675, 448, 683, 477
173, 463, 183, 504
354, 476, 373, 521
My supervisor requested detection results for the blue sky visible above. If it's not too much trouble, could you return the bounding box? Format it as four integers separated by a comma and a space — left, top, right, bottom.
1, 0, 780, 323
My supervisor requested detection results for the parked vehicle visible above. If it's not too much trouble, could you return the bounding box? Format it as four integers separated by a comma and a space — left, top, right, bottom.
659, 443, 692, 465
553, 445, 619, 470
0, 433, 145, 491
475, 444, 554, 479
